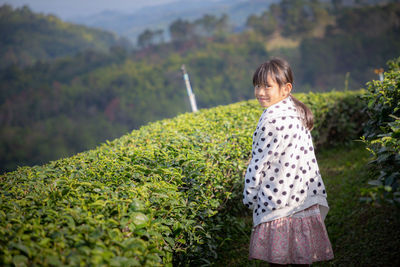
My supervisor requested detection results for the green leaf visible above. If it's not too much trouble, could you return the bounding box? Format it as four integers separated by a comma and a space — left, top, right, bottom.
164, 236, 175, 247
11, 242, 31, 257
368, 179, 382, 186
12, 255, 28, 267
131, 212, 149, 228
46, 255, 62, 266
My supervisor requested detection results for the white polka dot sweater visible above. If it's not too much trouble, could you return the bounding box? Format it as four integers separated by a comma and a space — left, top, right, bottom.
243, 95, 329, 227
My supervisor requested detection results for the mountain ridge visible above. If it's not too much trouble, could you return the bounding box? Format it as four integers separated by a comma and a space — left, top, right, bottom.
68, 0, 280, 45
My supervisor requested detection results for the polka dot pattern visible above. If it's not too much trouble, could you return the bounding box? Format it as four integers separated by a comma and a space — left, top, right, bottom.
243, 95, 328, 217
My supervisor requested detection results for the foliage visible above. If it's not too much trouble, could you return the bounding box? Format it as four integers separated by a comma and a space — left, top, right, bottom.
298, 2, 400, 90
246, 11, 278, 36
245, 0, 332, 37
0, 4, 132, 70
279, 0, 331, 37
0, 33, 269, 173
294, 90, 368, 147
168, 14, 229, 44
2, 1, 399, 174
0, 90, 367, 265
137, 29, 164, 48
360, 57, 400, 206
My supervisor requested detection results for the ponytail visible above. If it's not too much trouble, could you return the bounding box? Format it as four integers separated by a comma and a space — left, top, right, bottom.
290, 93, 314, 131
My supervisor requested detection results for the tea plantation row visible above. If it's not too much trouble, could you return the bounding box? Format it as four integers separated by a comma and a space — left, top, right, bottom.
360, 57, 400, 205
0, 90, 367, 266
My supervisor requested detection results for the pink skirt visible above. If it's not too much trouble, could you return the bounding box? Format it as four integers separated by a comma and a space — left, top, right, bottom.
249, 204, 334, 264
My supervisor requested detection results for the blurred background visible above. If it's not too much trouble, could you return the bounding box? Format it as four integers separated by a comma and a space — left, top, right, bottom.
1, 0, 399, 173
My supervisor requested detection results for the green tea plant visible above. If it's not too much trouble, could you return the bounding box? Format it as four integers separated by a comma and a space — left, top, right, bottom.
0, 90, 367, 266
360, 57, 400, 206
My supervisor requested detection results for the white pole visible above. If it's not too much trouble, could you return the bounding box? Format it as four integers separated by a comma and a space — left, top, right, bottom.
181, 64, 198, 112
379, 73, 384, 82
374, 68, 384, 82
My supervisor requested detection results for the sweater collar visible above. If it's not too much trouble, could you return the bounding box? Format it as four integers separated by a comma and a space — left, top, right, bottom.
263, 95, 299, 118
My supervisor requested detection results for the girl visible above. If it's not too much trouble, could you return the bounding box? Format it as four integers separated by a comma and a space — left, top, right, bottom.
243, 57, 334, 266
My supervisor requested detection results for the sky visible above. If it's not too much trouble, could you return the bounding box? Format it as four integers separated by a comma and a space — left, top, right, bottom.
0, 0, 182, 19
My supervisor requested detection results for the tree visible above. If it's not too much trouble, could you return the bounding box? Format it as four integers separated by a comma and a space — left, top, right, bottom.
194, 14, 219, 36
279, 0, 328, 37
169, 19, 195, 42
246, 11, 278, 36
137, 29, 164, 48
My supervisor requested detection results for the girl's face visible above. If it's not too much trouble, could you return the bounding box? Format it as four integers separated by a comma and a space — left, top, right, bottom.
254, 74, 292, 108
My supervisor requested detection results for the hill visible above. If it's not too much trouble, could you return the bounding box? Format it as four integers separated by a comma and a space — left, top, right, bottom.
1, 1, 400, 174
69, 0, 280, 45
0, 4, 132, 70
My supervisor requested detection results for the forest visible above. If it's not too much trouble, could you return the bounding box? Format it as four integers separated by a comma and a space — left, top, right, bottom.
0, 5, 132, 70
1, 0, 400, 172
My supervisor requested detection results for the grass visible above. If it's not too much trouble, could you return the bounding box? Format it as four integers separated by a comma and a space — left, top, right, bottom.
215, 141, 400, 266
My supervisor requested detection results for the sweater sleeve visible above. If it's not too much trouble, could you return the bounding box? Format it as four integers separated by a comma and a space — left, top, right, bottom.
243, 121, 283, 210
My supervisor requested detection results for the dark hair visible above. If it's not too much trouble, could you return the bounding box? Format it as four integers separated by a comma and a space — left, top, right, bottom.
252, 57, 314, 131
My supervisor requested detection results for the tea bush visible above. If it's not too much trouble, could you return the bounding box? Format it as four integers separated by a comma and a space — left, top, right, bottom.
360, 56, 400, 206
0, 90, 367, 266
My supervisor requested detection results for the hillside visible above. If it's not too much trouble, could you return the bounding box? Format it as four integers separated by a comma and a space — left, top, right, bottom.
2, 1, 400, 174
70, 0, 280, 45
0, 4, 132, 70
0, 90, 370, 265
